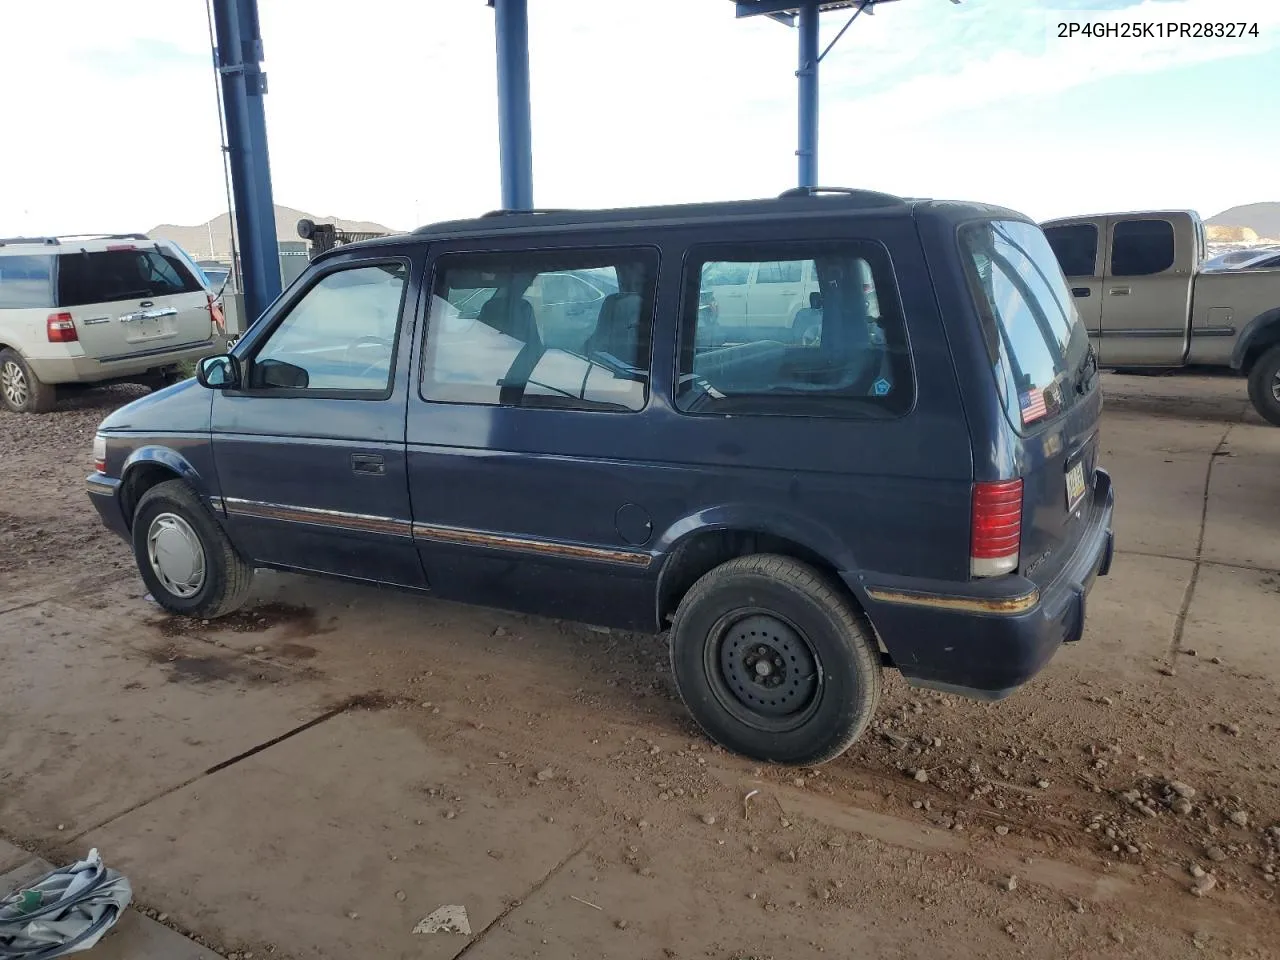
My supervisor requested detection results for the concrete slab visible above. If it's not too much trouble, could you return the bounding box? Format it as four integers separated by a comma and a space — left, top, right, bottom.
0, 599, 328, 841
1203, 458, 1280, 571
1073, 553, 1192, 678
1103, 450, 1207, 562
0, 856, 220, 960
82, 711, 595, 960
1181, 563, 1280, 683
0, 839, 33, 873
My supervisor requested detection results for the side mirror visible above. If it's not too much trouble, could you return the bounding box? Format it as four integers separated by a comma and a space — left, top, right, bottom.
196, 354, 241, 390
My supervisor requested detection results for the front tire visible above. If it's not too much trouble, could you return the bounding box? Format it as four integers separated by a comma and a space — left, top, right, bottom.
668, 554, 882, 765
132, 479, 254, 618
1247, 343, 1280, 427
0, 349, 57, 413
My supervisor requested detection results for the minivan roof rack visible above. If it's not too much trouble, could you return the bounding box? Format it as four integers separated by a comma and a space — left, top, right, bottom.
0, 233, 150, 247
479, 208, 576, 218
777, 187, 864, 198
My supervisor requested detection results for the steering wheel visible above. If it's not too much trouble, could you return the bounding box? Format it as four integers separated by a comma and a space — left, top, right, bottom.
344, 336, 393, 381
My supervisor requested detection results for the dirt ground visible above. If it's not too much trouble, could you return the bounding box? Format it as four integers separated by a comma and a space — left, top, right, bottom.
2, 372, 1279, 960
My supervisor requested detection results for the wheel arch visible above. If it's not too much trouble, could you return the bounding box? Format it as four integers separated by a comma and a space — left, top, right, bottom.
652, 508, 865, 631
1231, 308, 1280, 373
120, 447, 208, 529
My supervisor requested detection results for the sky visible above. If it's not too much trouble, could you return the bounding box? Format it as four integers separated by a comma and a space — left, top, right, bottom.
0, 0, 1277, 236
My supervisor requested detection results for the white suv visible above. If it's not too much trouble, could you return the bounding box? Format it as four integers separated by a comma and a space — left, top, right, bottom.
0, 234, 223, 413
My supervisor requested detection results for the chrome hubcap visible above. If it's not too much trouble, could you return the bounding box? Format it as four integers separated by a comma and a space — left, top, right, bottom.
1271, 370, 1280, 403
1, 360, 28, 409
147, 513, 206, 598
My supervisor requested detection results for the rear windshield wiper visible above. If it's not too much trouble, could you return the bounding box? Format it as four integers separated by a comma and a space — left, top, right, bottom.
1075, 343, 1098, 395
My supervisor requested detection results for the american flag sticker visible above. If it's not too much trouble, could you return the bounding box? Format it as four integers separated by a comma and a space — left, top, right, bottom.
1020, 388, 1048, 425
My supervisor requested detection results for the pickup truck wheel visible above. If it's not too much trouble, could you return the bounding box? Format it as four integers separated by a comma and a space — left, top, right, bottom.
668, 553, 881, 765
0, 349, 57, 414
132, 479, 254, 618
1247, 344, 1280, 427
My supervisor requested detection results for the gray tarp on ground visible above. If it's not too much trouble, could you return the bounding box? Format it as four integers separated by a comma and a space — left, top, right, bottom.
0, 849, 131, 958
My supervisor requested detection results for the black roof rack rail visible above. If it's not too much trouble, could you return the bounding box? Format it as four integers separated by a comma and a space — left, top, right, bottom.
479, 208, 576, 218
0, 232, 150, 247
777, 187, 864, 198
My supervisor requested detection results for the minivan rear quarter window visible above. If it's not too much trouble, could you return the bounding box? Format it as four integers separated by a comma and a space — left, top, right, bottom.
677, 242, 911, 418
960, 220, 1091, 433
57, 248, 203, 307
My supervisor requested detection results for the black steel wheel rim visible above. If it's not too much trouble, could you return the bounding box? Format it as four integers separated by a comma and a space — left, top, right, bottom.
705, 609, 823, 733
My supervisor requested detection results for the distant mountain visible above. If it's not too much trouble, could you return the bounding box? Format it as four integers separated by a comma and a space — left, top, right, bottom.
149, 205, 397, 262
1206, 203, 1280, 240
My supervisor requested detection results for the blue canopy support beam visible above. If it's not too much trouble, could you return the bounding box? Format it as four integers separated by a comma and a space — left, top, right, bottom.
796, 1, 819, 188
211, 0, 281, 323
490, 0, 534, 210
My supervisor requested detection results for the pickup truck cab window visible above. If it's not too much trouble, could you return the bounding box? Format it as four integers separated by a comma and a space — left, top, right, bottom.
1044, 223, 1098, 278
1110, 219, 1176, 277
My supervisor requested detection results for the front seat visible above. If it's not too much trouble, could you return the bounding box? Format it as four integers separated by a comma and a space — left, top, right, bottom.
585, 292, 645, 368
477, 295, 539, 346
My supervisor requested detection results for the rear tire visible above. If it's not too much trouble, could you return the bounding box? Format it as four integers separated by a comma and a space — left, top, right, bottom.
668, 553, 882, 765
0, 349, 57, 413
132, 479, 254, 618
1247, 344, 1280, 427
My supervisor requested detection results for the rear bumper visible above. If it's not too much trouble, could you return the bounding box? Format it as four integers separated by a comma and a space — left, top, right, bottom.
86, 473, 130, 541
27, 338, 216, 385
853, 468, 1115, 700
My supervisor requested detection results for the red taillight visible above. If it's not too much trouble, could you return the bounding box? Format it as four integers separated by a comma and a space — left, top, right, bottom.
971, 479, 1023, 577
47, 312, 78, 343
207, 292, 226, 335
106, 243, 136, 251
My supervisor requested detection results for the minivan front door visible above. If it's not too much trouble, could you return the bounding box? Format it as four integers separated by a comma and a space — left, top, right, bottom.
1098, 215, 1193, 366
209, 257, 425, 588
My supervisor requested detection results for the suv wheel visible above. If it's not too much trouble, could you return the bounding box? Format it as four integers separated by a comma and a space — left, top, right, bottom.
132, 479, 254, 618
1247, 343, 1280, 427
668, 553, 882, 765
0, 349, 57, 413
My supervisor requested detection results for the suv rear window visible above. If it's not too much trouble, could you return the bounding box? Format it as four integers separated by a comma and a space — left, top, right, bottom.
960, 220, 1091, 432
56, 248, 203, 307
0, 255, 55, 308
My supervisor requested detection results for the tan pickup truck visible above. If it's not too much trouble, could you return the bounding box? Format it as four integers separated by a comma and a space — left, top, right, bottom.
1041, 210, 1280, 424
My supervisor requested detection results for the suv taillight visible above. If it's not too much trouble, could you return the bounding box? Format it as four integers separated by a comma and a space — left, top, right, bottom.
207, 292, 226, 335
47, 312, 78, 343
971, 479, 1023, 577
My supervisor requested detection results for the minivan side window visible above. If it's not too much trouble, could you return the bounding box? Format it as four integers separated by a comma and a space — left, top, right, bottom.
677, 244, 911, 418
1110, 219, 1175, 276
422, 249, 658, 413
1043, 224, 1098, 278
247, 262, 408, 394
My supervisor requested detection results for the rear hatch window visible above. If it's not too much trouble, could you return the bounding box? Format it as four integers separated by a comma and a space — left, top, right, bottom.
56, 248, 204, 307
0, 254, 55, 308
959, 220, 1093, 433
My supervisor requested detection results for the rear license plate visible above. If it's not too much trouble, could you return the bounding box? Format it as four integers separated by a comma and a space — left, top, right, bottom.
1066, 460, 1087, 511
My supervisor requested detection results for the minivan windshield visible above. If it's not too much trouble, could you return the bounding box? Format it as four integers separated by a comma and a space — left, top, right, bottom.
960, 220, 1092, 432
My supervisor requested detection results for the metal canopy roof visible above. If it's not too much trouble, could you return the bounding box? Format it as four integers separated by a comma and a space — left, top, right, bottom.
734, 0, 901, 27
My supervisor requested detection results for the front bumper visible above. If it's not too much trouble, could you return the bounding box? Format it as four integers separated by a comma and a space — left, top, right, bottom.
86, 473, 130, 541
853, 468, 1115, 700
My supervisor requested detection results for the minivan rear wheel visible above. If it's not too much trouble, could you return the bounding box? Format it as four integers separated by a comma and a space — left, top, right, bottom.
0, 349, 57, 414
132, 479, 254, 618
669, 553, 881, 765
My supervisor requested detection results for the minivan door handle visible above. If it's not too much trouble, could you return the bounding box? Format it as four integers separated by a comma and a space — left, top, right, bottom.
1071, 287, 1091, 298
351, 454, 385, 476
1109, 286, 1130, 296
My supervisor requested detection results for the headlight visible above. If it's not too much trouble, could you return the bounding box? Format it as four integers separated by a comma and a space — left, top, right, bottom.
92, 434, 107, 474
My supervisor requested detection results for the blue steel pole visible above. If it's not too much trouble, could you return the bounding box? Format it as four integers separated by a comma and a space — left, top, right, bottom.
796, 1, 819, 189
212, 0, 281, 324
493, 0, 534, 210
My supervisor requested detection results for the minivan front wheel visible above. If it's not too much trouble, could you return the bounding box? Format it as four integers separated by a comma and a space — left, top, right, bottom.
669, 554, 881, 765
0, 349, 57, 414
132, 479, 254, 618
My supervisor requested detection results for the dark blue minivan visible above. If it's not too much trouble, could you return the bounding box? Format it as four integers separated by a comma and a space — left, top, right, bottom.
86, 190, 1114, 764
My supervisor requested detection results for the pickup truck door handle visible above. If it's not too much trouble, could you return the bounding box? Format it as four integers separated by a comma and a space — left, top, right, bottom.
1109, 287, 1130, 296
1071, 287, 1091, 298
351, 454, 385, 476
119, 307, 179, 323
